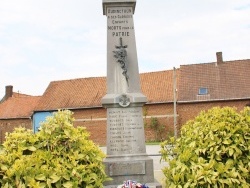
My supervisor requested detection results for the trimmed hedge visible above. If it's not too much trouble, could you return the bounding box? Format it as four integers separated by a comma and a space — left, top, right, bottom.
0, 110, 109, 188
160, 107, 250, 188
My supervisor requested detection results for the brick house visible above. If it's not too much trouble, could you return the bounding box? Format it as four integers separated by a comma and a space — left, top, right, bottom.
177, 52, 250, 126
1, 52, 249, 145
33, 70, 176, 145
0, 86, 41, 143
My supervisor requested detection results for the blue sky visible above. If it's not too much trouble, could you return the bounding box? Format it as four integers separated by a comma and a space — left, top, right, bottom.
0, 0, 250, 97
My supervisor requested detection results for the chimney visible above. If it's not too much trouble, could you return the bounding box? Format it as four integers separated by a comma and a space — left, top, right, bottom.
5, 85, 13, 100
216, 52, 223, 65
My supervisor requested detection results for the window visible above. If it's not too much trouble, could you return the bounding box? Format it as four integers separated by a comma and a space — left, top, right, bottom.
199, 87, 208, 95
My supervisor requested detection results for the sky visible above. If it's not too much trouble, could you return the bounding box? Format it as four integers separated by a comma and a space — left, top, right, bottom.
0, 0, 250, 98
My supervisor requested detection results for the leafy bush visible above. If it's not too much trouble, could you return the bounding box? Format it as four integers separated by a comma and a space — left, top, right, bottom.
160, 107, 250, 188
0, 110, 109, 188
149, 117, 166, 142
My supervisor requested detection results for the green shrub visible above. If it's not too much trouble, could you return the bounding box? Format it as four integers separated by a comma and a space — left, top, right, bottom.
149, 117, 166, 142
160, 107, 250, 188
0, 110, 109, 188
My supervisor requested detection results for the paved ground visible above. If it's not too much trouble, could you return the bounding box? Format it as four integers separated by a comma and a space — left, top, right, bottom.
100, 145, 167, 187
146, 145, 167, 187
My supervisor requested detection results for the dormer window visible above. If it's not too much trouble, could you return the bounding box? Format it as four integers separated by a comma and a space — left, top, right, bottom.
199, 87, 208, 95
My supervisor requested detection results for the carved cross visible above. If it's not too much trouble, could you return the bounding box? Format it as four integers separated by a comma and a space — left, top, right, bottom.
115, 37, 128, 49
113, 37, 129, 86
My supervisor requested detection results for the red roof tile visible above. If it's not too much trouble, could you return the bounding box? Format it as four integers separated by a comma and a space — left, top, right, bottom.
35, 77, 107, 110
0, 95, 41, 119
2, 58, 248, 116
35, 70, 176, 111
140, 70, 177, 103
178, 59, 250, 102
0, 92, 30, 103
12, 92, 31, 98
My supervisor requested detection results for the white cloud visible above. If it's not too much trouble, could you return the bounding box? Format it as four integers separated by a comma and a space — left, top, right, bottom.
0, 0, 250, 97
24, 36, 51, 49
136, 0, 250, 68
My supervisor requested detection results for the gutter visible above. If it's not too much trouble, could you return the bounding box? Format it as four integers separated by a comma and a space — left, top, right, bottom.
33, 102, 175, 113
0, 117, 30, 120
178, 97, 250, 104
145, 101, 173, 105
74, 114, 177, 122
32, 97, 249, 113
33, 106, 103, 113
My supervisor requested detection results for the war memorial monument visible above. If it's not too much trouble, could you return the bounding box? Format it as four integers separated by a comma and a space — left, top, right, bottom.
101, 0, 162, 187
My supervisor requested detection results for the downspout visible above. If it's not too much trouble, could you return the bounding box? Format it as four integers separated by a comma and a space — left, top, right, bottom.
173, 67, 177, 138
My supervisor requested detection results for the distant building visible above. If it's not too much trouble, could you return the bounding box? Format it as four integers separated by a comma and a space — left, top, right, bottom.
0, 52, 249, 145
177, 52, 250, 126
0, 86, 40, 143
33, 71, 176, 145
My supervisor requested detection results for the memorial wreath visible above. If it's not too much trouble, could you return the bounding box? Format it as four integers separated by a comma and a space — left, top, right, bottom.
117, 180, 149, 188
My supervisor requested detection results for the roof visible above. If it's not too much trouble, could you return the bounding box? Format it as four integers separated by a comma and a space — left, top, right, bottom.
35, 77, 107, 111
140, 70, 178, 103
12, 92, 31, 98
1, 58, 249, 115
178, 59, 250, 102
0, 92, 29, 103
0, 95, 41, 119
35, 70, 176, 111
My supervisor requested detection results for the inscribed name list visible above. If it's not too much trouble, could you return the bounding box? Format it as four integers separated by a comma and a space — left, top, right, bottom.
107, 107, 146, 155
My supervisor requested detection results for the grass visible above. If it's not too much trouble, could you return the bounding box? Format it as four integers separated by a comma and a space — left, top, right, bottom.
146, 141, 162, 145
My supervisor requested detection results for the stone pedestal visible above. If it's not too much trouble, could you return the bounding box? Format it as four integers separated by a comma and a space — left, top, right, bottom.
102, 1, 162, 187
102, 105, 161, 187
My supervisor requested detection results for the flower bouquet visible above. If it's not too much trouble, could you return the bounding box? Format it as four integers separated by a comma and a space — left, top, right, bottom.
117, 180, 149, 188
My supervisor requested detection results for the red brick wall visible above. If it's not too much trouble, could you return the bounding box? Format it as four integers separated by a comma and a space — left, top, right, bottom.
143, 103, 175, 141
144, 117, 174, 142
73, 108, 106, 119
177, 100, 250, 127
75, 100, 249, 145
71, 103, 175, 145
0, 118, 31, 144
1, 100, 248, 145
72, 108, 107, 146
74, 120, 107, 146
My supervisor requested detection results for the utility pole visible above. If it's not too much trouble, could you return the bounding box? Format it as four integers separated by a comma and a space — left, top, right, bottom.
173, 67, 177, 138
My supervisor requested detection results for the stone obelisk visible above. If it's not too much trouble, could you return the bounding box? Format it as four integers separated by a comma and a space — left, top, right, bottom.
102, 1, 161, 187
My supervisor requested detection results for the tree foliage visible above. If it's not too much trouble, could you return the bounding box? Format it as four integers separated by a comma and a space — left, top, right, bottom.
0, 110, 108, 188
160, 107, 250, 188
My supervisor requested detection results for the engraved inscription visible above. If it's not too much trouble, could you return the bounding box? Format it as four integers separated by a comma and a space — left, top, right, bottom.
109, 161, 146, 176
107, 7, 134, 38
107, 107, 146, 155
108, 9, 132, 14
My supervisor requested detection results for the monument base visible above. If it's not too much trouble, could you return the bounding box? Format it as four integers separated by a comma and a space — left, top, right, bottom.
103, 155, 162, 187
